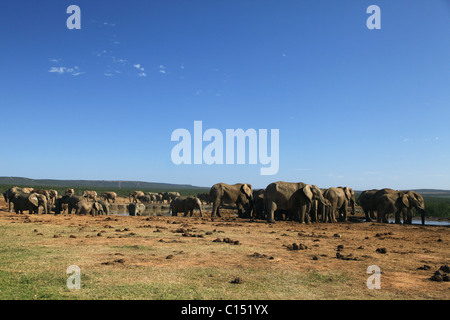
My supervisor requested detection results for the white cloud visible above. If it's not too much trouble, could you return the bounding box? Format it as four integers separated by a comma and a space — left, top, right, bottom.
104, 73, 113, 77
134, 64, 145, 71
49, 58, 60, 63
49, 67, 66, 74
138, 72, 147, 77
49, 66, 84, 76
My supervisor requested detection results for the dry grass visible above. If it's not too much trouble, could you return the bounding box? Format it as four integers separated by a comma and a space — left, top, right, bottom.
0, 198, 449, 300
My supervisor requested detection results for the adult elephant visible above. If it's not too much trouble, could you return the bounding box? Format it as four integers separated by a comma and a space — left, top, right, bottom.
323, 187, 356, 222
100, 192, 117, 203
137, 194, 152, 203
376, 191, 426, 225
59, 194, 84, 214
74, 200, 103, 216
12, 193, 48, 214
127, 203, 146, 216
97, 200, 110, 215
129, 191, 145, 203
210, 183, 253, 218
170, 196, 203, 217
357, 189, 379, 222
162, 192, 181, 202
82, 190, 98, 201
3, 187, 30, 212
264, 181, 328, 224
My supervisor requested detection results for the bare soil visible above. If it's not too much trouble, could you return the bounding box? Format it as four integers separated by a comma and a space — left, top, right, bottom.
0, 197, 449, 300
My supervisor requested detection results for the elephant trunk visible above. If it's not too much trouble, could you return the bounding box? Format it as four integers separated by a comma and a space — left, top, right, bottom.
420, 209, 426, 226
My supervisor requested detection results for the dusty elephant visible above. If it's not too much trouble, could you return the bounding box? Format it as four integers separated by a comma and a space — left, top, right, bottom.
210, 183, 253, 218
59, 194, 84, 214
74, 200, 103, 216
12, 193, 48, 214
170, 196, 203, 217
322, 187, 356, 222
129, 191, 145, 203
127, 203, 146, 216
264, 181, 328, 224
3, 187, 31, 212
376, 190, 425, 225
100, 192, 117, 203
82, 190, 98, 201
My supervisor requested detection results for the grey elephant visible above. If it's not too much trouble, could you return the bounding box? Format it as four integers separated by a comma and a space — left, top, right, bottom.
357, 189, 379, 221
3, 187, 31, 212
82, 190, 98, 201
252, 189, 265, 219
170, 196, 203, 217
59, 194, 84, 214
96, 200, 110, 215
100, 192, 117, 203
162, 192, 181, 202
137, 194, 152, 203
129, 191, 145, 203
74, 200, 102, 216
12, 193, 48, 214
210, 183, 253, 218
322, 187, 356, 222
264, 181, 328, 224
127, 203, 146, 216
376, 190, 425, 224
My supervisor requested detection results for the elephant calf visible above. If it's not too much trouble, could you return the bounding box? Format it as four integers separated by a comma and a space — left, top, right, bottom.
170, 196, 203, 217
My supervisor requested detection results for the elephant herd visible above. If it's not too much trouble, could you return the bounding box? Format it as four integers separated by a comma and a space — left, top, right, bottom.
207, 182, 426, 225
2, 187, 112, 216
1, 183, 426, 225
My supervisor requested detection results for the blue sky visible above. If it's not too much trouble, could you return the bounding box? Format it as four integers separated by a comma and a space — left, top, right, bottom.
1, 0, 449, 190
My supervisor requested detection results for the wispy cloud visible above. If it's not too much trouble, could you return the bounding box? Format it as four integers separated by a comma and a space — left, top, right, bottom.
159, 65, 166, 74
48, 66, 84, 76
134, 64, 145, 71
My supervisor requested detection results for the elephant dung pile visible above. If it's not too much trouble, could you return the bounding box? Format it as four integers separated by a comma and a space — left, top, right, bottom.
430, 265, 450, 282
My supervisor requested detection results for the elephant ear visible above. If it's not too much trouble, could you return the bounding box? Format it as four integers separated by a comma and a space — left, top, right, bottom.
28, 194, 39, 207
241, 184, 253, 199
343, 187, 352, 201
302, 185, 313, 201
401, 194, 410, 207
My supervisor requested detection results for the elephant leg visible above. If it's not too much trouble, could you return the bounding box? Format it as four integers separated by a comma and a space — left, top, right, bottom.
298, 205, 308, 224
363, 209, 372, 222
211, 202, 220, 217
266, 201, 277, 223
395, 210, 402, 224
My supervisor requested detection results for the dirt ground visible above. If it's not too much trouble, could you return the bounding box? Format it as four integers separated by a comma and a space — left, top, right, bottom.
0, 197, 449, 300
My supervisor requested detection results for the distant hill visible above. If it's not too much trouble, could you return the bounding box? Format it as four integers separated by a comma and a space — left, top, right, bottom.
354, 189, 450, 198
0, 177, 208, 191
